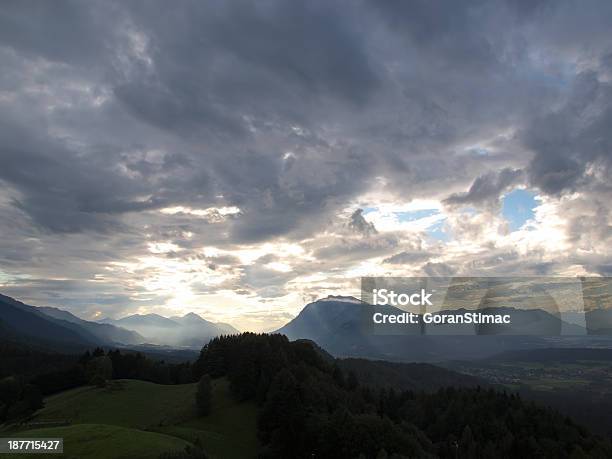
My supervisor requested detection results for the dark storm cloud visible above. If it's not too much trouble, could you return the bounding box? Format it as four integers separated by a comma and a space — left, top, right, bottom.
224, 146, 376, 242
0, 115, 170, 233
369, 0, 500, 70
0, 1, 111, 66
0, 0, 530, 241
113, 0, 385, 243
349, 209, 378, 237
443, 168, 523, 209
1, 0, 612, 315
114, 0, 380, 138
523, 72, 612, 194
0, 0, 596, 237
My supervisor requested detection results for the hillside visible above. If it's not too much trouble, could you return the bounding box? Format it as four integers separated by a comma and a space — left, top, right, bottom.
275, 296, 546, 362
0, 339, 78, 379
0, 293, 240, 351
100, 312, 240, 348
3, 333, 612, 457
39, 307, 145, 346
4, 424, 190, 459
191, 333, 612, 458
337, 358, 486, 391
0, 294, 97, 351
0, 294, 143, 351
6, 379, 258, 459
30, 380, 195, 428
484, 347, 612, 363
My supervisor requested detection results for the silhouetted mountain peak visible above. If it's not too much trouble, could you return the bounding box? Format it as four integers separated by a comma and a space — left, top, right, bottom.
320, 295, 363, 303
171, 312, 212, 325
115, 313, 181, 328
274, 295, 599, 362
98, 309, 239, 347
299, 295, 365, 317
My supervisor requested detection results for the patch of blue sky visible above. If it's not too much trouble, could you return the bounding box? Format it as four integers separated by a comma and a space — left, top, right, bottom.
502, 188, 539, 231
361, 206, 378, 215
361, 206, 450, 241
427, 218, 451, 242
395, 209, 439, 222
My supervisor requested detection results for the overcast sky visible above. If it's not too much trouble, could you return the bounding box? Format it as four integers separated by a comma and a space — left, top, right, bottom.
1, 0, 611, 331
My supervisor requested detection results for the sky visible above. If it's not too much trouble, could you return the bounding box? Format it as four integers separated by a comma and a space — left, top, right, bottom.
0, 0, 611, 332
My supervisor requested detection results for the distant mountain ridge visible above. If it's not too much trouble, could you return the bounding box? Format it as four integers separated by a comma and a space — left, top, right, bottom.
275, 295, 612, 362
0, 294, 115, 351
3, 291, 610, 359
39, 306, 145, 345
100, 312, 240, 348
0, 293, 240, 352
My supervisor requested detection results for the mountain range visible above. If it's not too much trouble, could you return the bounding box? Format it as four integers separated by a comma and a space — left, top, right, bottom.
275, 295, 612, 362
38, 306, 145, 345
99, 312, 239, 347
0, 293, 239, 352
2, 292, 612, 361
1, 293, 109, 351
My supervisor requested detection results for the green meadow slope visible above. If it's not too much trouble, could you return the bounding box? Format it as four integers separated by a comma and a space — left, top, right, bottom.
3, 379, 258, 459
4, 424, 190, 459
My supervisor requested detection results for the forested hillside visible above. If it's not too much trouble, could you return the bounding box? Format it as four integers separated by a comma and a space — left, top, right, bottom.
4, 333, 612, 458
194, 333, 612, 458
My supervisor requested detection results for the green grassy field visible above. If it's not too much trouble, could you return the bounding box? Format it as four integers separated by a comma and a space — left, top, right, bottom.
3, 379, 258, 459
30, 380, 196, 429
3, 424, 190, 459
153, 379, 258, 459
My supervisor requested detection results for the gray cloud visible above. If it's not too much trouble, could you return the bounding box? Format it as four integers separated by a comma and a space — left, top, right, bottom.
523, 72, 612, 194
314, 233, 398, 262
384, 251, 434, 265
349, 209, 378, 237
443, 168, 523, 209
0, 0, 611, 325
422, 262, 456, 277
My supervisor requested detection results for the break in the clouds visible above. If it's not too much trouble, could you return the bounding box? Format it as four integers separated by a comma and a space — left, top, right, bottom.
0, 0, 611, 331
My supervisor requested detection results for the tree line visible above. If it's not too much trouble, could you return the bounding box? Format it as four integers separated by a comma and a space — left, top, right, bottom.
193, 333, 612, 458
0, 345, 196, 423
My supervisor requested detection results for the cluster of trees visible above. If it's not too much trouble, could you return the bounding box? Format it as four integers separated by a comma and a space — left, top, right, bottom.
194, 333, 612, 458
89, 349, 194, 385
0, 377, 43, 423
25, 348, 195, 397
0, 342, 197, 423
0, 340, 77, 380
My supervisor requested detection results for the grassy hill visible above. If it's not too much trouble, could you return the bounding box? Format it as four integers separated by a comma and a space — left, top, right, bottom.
30, 380, 195, 428
4, 379, 258, 459
4, 424, 190, 459
152, 379, 258, 459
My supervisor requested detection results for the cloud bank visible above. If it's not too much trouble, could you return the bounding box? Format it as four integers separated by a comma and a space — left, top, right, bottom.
0, 0, 611, 330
